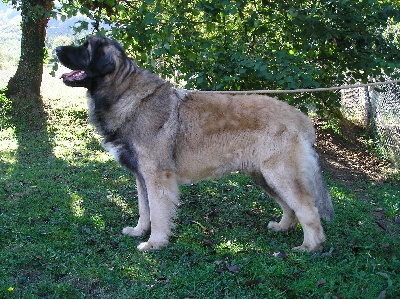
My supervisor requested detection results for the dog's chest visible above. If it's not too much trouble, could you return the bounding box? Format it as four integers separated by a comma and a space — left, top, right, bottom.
87, 99, 118, 136
103, 136, 139, 174
87, 98, 140, 174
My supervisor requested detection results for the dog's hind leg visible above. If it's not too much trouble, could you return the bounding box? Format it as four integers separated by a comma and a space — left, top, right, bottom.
136, 169, 180, 251
260, 144, 326, 251
263, 172, 325, 251
267, 199, 299, 232
122, 175, 150, 237
249, 172, 298, 231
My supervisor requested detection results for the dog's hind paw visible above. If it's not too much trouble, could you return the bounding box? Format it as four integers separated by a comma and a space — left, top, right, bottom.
267, 221, 281, 231
268, 217, 297, 231
137, 240, 168, 251
268, 221, 292, 232
292, 240, 324, 252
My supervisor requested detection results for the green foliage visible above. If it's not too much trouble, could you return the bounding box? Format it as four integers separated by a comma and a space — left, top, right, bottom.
320, 117, 342, 136
3, 0, 400, 113
0, 88, 12, 129
384, 20, 400, 48
58, 0, 400, 114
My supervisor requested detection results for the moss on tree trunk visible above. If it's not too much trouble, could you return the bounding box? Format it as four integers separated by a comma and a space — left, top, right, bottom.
6, 0, 53, 102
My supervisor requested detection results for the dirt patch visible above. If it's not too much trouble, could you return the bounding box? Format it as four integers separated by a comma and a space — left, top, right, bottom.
315, 119, 400, 237
314, 119, 392, 185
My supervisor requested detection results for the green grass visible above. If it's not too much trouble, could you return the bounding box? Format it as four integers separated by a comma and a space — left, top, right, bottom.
0, 73, 399, 298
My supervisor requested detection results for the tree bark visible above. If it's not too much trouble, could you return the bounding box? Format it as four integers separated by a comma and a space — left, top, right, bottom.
6, 0, 54, 101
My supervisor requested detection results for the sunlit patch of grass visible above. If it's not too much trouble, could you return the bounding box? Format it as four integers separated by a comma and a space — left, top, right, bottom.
0, 127, 17, 164
214, 239, 252, 255
91, 214, 106, 230
70, 192, 85, 218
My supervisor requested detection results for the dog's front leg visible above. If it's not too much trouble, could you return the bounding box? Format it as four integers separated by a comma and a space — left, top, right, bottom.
137, 169, 180, 251
122, 175, 150, 237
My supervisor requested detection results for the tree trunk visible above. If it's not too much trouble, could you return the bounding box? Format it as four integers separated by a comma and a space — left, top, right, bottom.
6, 0, 54, 101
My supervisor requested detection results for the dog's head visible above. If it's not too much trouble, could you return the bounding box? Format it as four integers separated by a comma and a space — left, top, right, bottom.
56, 35, 127, 88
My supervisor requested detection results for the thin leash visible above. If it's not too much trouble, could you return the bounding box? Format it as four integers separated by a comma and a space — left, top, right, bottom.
190, 79, 400, 94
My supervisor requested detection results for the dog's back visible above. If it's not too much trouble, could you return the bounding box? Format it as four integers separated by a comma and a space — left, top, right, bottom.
174, 93, 315, 181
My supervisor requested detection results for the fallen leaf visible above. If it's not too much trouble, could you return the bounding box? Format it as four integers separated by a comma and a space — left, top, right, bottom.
202, 239, 214, 247
245, 278, 264, 286
316, 279, 327, 287
207, 210, 219, 218
321, 251, 331, 258
226, 264, 242, 272
375, 220, 387, 231
156, 276, 169, 282
273, 250, 289, 259
377, 290, 386, 299
227, 222, 235, 229
214, 260, 223, 266
204, 229, 215, 235
82, 226, 91, 234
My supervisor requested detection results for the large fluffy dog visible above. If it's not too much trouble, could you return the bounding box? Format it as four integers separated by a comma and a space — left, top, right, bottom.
56, 35, 333, 252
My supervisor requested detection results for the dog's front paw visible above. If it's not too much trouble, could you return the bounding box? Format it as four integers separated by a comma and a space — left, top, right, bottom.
137, 240, 169, 252
122, 226, 146, 237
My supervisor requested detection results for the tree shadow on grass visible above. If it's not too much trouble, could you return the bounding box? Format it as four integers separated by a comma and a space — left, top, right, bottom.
0, 95, 144, 296
3, 94, 140, 227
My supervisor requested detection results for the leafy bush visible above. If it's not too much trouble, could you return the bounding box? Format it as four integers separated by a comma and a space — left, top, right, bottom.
0, 88, 12, 129
60, 0, 400, 115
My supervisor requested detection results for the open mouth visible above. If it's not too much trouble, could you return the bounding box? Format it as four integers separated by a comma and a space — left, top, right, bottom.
60, 70, 87, 83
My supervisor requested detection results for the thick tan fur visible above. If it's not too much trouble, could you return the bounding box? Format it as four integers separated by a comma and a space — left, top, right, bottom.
56, 36, 334, 252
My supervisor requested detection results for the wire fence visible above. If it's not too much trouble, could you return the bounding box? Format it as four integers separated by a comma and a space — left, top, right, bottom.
341, 78, 400, 169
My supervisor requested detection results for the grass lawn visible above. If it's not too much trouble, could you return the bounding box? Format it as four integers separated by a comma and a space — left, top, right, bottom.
0, 70, 399, 298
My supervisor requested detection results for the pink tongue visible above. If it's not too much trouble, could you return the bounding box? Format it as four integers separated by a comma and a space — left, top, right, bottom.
60, 70, 84, 79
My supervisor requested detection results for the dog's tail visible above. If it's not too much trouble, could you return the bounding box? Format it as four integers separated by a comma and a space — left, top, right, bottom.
314, 159, 334, 223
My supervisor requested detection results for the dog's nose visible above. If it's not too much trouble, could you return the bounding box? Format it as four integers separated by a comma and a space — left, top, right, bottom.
55, 47, 62, 55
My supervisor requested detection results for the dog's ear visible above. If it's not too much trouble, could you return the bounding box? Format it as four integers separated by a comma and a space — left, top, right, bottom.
93, 52, 116, 75
86, 37, 116, 76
